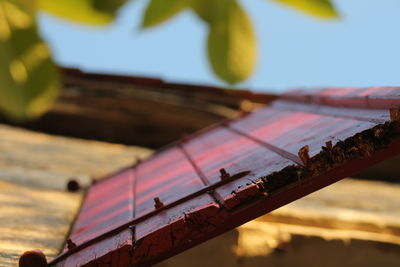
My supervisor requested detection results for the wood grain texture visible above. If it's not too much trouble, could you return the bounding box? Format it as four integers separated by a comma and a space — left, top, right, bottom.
0, 124, 152, 190
0, 124, 152, 266
0, 180, 81, 266
52, 87, 400, 266
157, 178, 400, 267
282, 87, 400, 109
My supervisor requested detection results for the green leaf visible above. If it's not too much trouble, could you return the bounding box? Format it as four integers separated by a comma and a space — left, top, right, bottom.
93, 0, 127, 13
38, 0, 127, 25
189, 0, 226, 24
19, 0, 36, 11
204, 0, 257, 84
272, 0, 339, 19
142, 0, 187, 28
0, 0, 60, 121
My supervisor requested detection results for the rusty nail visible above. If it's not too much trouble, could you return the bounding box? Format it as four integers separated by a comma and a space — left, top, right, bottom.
154, 197, 164, 209
256, 180, 265, 191
325, 141, 333, 150
19, 250, 47, 267
298, 145, 310, 166
219, 168, 231, 180
67, 179, 80, 192
390, 108, 400, 121
67, 238, 77, 250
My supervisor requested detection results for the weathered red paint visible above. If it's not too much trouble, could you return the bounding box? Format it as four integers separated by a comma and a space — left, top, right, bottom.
47, 87, 400, 267
54, 230, 133, 267
68, 169, 135, 247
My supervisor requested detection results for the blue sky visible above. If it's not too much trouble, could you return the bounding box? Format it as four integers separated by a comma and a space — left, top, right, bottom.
38, 0, 400, 93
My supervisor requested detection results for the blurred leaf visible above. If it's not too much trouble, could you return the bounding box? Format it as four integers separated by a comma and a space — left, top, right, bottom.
93, 0, 127, 13
0, 0, 59, 121
19, 0, 36, 11
142, 0, 187, 28
38, 0, 127, 25
189, 0, 226, 24
272, 0, 338, 19
191, 0, 257, 84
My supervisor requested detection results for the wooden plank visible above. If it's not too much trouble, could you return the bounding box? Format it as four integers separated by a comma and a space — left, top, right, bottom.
133, 195, 224, 265
68, 169, 135, 246
4, 67, 277, 149
55, 230, 132, 267
229, 107, 378, 157
144, 139, 400, 266
273, 100, 390, 123
182, 127, 294, 209
49, 88, 400, 266
157, 178, 400, 267
0, 124, 151, 190
0, 180, 81, 267
55, 147, 210, 266
282, 87, 400, 109
135, 148, 207, 218
0, 124, 152, 266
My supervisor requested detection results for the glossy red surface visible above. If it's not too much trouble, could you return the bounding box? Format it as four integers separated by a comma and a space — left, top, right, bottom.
51, 87, 400, 267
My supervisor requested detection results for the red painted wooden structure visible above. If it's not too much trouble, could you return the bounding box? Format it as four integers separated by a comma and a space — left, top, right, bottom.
49, 87, 400, 266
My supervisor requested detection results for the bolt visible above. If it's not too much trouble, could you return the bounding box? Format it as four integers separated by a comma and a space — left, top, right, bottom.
67, 179, 80, 192
390, 108, 400, 121
67, 238, 77, 250
219, 168, 231, 180
298, 145, 310, 166
154, 197, 164, 209
19, 250, 47, 267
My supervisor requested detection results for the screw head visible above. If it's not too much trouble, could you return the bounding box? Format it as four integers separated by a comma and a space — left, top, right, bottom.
154, 197, 164, 209
19, 250, 47, 267
219, 168, 231, 180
